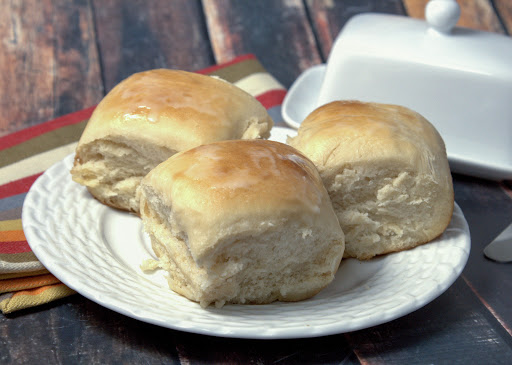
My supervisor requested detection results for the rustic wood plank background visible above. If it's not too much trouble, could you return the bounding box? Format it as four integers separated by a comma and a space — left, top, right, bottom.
1, 1, 511, 363
0, 0, 102, 135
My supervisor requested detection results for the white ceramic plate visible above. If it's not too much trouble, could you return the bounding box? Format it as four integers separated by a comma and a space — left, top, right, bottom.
23, 141, 470, 339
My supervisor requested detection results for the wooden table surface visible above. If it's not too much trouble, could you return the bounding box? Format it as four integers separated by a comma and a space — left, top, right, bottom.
2, 1, 512, 363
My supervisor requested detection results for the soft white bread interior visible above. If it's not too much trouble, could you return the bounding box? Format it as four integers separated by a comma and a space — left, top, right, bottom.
139, 140, 345, 307
71, 69, 273, 213
288, 100, 454, 260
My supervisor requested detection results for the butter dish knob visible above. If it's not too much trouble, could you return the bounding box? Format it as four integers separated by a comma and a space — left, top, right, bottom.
425, 0, 461, 34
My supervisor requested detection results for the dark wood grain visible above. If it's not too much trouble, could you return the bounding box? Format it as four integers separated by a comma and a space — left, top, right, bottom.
92, 0, 214, 93
494, 0, 512, 34
173, 331, 356, 364
0, 295, 357, 364
0, 0, 102, 137
453, 176, 512, 336
305, 0, 406, 60
403, 0, 506, 33
0, 297, 182, 363
345, 277, 512, 363
203, 0, 321, 88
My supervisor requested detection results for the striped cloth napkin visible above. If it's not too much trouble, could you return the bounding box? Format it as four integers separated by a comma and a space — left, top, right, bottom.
0, 54, 287, 314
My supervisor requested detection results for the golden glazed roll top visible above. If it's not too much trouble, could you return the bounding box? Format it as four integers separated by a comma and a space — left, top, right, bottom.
290, 101, 449, 177
77, 69, 273, 151
288, 100, 454, 260
71, 69, 273, 213
139, 140, 345, 307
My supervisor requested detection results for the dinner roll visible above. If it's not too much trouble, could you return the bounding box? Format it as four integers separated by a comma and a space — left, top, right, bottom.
139, 140, 345, 307
71, 69, 273, 213
288, 101, 454, 260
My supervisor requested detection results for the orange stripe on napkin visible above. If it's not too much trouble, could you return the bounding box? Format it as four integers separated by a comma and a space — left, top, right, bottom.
0, 283, 76, 314
0, 273, 60, 293
0, 230, 25, 242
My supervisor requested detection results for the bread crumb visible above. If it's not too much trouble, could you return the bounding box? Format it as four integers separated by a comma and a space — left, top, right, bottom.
140, 258, 160, 271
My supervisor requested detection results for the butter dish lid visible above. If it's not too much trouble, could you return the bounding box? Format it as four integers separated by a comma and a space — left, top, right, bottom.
326, 3, 512, 78
284, 0, 512, 180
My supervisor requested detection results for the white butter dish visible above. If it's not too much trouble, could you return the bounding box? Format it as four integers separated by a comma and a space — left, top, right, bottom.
282, 0, 512, 180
